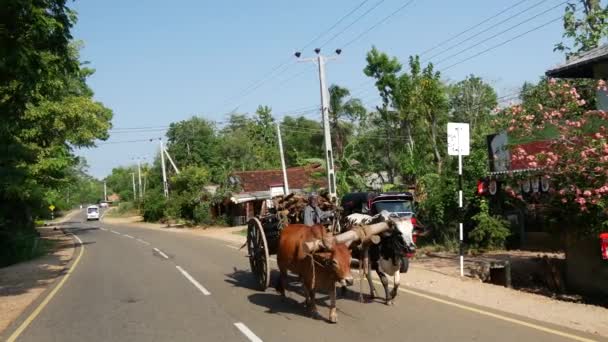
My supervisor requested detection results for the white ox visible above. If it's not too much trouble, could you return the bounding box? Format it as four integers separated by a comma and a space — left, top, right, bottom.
343, 211, 415, 305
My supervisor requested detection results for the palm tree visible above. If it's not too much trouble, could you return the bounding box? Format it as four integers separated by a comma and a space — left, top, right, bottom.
328, 85, 366, 158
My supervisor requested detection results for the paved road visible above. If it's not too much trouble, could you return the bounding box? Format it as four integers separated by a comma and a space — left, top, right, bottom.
3, 210, 601, 342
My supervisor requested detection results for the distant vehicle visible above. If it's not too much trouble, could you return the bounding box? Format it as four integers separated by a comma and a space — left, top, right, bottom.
86, 205, 100, 221
99, 202, 109, 208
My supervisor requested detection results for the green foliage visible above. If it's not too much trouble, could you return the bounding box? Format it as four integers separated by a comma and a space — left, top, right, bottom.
448, 75, 498, 137
555, 0, 608, 57
193, 202, 213, 225
0, 1, 112, 266
105, 165, 138, 202
142, 189, 166, 222
469, 200, 511, 251
280, 116, 324, 166
117, 202, 135, 215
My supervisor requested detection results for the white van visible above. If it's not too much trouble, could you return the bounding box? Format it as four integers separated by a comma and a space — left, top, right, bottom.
87, 205, 100, 221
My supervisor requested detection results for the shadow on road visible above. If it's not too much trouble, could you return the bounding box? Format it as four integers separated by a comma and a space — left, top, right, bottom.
225, 267, 347, 322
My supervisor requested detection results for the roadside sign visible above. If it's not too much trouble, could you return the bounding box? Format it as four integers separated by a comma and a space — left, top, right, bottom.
49, 205, 55, 211
447, 123, 470, 156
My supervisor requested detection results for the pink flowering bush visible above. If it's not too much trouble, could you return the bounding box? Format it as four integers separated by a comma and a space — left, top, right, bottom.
497, 79, 608, 235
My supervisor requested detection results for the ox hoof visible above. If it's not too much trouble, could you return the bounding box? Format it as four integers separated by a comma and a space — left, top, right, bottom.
328, 309, 338, 324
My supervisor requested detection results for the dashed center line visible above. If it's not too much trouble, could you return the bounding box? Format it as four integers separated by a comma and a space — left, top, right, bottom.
175, 266, 211, 295
234, 322, 263, 342
153, 247, 169, 259
111, 231, 121, 235
137, 239, 150, 245
99, 227, 107, 231
124, 234, 134, 239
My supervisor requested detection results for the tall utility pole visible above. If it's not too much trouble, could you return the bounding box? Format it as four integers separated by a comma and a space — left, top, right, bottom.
159, 140, 169, 198
295, 48, 341, 201
137, 159, 142, 200
276, 123, 289, 195
103, 181, 107, 202
131, 172, 137, 201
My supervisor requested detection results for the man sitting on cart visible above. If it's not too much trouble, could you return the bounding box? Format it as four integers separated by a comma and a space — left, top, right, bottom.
303, 193, 333, 226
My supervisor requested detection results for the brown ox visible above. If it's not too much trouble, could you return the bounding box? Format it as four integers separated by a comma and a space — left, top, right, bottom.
276, 224, 353, 323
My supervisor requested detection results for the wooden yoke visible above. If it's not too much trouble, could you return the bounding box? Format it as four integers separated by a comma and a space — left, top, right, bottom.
303, 221, 391, 254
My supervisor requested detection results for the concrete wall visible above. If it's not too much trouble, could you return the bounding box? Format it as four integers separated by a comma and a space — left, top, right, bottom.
565, 236, 608, 298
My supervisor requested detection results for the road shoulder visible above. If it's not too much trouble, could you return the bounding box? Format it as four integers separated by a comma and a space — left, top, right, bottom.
0, 215, 80, 337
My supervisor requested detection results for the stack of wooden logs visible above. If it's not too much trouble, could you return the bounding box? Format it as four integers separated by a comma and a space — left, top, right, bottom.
272, 193, 338, 223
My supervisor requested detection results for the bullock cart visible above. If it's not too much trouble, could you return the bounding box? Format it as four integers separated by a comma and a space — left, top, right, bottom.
245, 194, 393, 291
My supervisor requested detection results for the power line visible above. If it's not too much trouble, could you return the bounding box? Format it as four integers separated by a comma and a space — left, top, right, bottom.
440, 15, 563, 71
320, 0, 387, 48
301, 0, 372, 51
420, 0, 531, 56
342, 0, 416, 48
433, 0, 567, 66
426, 0, 553, 62
216, 0, 382, 113
98, 138, 161, 145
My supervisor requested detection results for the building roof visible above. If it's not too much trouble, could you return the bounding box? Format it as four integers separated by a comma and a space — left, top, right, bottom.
546, 44, 608, 78
231, 163, 326, 193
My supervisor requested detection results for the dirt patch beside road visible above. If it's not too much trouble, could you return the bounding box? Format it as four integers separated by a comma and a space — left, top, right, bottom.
0, 227, 76, 335
0, 209, 79, 335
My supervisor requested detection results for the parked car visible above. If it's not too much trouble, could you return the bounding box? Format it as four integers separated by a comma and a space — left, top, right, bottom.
87, 205, 100, 221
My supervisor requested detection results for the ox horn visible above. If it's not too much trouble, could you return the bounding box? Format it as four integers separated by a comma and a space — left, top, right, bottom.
303, 221, 392, 253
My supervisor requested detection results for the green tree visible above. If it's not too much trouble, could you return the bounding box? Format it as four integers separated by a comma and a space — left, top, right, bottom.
448, 75, 498, 137
328, 85, 366, 158
0, 1, 112, 265
280, 116, 324, 166
105, 166, 138, 203
363, 47, 403, 183
555, 0, 608, 58
166, 117, 222, 181
247, 105, 280, 170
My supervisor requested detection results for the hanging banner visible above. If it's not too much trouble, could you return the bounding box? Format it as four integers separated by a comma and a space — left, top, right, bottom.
532, 177, 540, 193
541, 177, 550, 192
522, 178, 531, 193
489, 180, 498, 195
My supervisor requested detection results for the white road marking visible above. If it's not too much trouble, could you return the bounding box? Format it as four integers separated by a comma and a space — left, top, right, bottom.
124, 234, 134, 239
175, 266, 211, 295
100, 227, 107, 231
137, 239, 150, 245
234, 322, 263, 342
225, 244, 239, 250
153, 247, 169, 259
111, 231, 121, 235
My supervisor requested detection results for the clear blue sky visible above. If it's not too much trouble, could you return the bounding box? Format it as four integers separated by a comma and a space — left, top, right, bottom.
72, 0, 568, 178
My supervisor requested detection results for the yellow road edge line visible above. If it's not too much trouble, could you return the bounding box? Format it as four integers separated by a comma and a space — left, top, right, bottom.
369, 279, 597, 342
6, 234, 85, 342
244, 245, 597, 342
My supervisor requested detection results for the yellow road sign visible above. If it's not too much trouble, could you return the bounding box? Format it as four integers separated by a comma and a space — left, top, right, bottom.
49, 205, 55, 211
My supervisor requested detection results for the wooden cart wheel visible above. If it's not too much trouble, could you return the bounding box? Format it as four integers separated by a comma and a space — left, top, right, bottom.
247, 217, 270, 291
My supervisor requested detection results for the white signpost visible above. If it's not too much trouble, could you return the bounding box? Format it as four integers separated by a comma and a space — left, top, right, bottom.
447, 123, 470, 277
